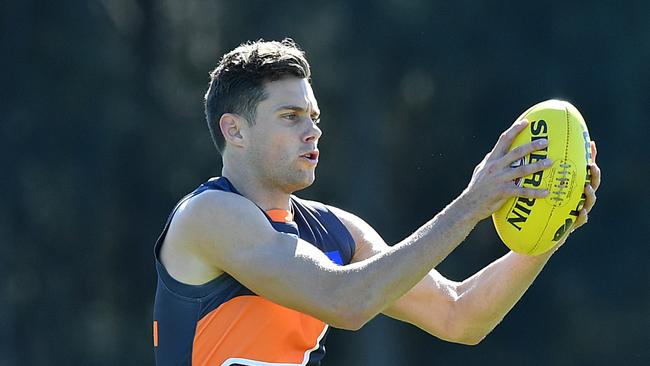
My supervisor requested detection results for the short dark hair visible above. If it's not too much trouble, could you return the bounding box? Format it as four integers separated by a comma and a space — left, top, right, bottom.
204, 38, 311, 154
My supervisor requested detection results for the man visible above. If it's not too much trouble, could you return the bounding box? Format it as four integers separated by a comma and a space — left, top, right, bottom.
152, 39, 600, 366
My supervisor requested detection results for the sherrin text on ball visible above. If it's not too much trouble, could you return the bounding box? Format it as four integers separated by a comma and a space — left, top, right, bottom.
492, 99, 592, 255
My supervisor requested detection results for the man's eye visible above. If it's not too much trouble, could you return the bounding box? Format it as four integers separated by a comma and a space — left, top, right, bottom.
311, 116, 321, 124
282, 113, 298, 121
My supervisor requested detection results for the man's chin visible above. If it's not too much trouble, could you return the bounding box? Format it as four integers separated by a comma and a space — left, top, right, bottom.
285, 172, 316, 193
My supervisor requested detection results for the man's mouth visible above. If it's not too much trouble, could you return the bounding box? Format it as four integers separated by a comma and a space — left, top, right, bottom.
300, 150, 319, 163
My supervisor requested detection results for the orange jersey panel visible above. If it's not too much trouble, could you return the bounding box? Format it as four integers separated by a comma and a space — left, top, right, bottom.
153, 320, 159, 347
192, 296, 327, 366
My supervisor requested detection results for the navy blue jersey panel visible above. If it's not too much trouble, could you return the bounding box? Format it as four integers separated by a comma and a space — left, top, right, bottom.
291, 196, 356, 265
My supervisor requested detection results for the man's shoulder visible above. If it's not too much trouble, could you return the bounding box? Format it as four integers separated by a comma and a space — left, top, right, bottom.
181, 188, 244, 212
171, 189, 264, 238
164, 187, 281, 270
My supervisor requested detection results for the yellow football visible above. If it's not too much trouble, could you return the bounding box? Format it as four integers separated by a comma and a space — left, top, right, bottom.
492, 100, 593, 255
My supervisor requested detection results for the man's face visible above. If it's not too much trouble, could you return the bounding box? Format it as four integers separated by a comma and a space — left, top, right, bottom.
244, 77, 322, 193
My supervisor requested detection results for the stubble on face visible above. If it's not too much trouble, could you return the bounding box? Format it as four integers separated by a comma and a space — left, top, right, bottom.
245, 78, 320, 194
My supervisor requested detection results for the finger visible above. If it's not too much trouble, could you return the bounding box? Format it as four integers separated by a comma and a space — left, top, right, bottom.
589, 163, 601, 191
503, 158, 553, 181
499, 138, 549, 168
506, 185, 549, 199
572, 208, 588, 231
590, 141, 597, 164
491, 119, 529, 158
583, 184, 597, 213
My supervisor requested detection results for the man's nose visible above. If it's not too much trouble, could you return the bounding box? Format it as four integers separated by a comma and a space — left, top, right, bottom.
304, 121, 322, 142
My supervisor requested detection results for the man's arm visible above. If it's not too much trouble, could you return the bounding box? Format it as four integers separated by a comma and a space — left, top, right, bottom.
165, 187, 478, 330
333, 142, 600, 344
163, 120, 551, 330
336, 209, 555, 345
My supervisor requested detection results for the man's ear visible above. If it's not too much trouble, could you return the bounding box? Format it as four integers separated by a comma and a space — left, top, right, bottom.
219, 113, 247, 147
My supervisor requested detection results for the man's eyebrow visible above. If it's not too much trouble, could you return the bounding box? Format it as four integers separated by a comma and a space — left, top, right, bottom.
275, 105, 320, 115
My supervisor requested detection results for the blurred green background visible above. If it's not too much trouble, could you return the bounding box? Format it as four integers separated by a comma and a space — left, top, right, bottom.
2, 1, 649, 365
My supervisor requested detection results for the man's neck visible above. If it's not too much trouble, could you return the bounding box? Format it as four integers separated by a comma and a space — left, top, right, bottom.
221, 166, 292, 212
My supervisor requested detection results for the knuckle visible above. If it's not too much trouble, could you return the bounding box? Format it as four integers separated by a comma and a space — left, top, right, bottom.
524, 164, 537, 174
516, 167, 530, 178
511, 146, 525, 157
523, 164, 539, 175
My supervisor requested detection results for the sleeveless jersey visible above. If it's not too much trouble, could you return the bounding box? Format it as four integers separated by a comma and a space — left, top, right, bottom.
153, 177, 355, 366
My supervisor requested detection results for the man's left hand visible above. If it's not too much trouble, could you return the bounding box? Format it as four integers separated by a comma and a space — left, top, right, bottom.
572, 141, 601, 231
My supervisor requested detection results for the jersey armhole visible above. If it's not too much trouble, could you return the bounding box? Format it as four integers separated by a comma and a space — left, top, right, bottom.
291, 196, 357, 263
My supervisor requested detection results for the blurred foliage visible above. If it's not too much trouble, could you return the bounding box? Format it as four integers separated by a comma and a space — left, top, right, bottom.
1, 0, 649, 365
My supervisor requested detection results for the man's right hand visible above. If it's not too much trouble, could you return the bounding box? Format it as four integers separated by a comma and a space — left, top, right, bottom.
460, 119, 553, 222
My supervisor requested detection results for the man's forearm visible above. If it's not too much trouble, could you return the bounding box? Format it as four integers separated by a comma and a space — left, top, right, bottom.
338, 192, 480, 326
452, 249, 554, 342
